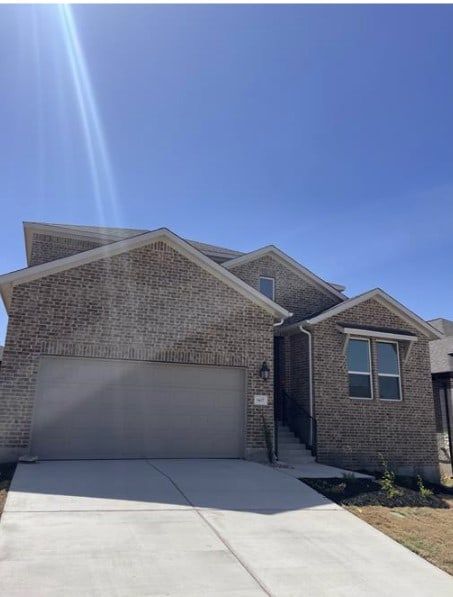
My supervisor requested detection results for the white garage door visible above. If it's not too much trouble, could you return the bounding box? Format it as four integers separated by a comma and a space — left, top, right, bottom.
30, 356, 245, 459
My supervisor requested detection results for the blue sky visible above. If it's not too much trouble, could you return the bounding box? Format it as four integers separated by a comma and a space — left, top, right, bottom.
0, 4, 452, 343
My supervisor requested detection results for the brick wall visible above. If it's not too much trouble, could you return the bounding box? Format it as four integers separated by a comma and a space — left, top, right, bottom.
229, 255, 340, 319
309, 298, 439, 480
29, 233, 105, 266
0, 240, 274, 462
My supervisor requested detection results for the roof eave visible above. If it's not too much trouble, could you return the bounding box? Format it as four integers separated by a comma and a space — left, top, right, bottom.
3, 228, 291, 321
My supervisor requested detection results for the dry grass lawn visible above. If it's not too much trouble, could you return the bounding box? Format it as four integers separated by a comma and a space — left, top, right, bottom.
347, 496, 453, 576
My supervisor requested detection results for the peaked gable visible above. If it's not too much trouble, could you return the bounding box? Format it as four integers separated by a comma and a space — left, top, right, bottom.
0, 228, 291, 320
224, 246, 346, 301
303, 288, 442, 340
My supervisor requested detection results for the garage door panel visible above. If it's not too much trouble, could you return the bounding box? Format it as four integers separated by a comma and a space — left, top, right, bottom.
31, 357, 245, 459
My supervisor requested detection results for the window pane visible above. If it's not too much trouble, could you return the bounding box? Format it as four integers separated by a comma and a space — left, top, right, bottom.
348, 339, 370, 373
377, 342, 399, 375
259, 277, 274, 300
379, 376, 400, 400
349, 374, 372, 398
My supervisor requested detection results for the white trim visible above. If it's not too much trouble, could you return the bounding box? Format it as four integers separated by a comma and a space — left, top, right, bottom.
348, 337, 373, 400
0, 228, 292, 319
298, 324, 314, 445
259, 276, 275, 301
305, 288, 442, 340
376, 340, 403, 402
338, 326, 418, 343
223, 245, 346, 301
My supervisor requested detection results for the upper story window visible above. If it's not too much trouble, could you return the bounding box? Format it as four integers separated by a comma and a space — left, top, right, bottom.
377, 341, 401, 400
348, 338, 372, 399
259, 277, 275, 301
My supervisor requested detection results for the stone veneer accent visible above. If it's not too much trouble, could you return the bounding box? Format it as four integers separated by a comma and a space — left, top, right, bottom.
228, 254, 340, 319
309, 298, 439, 480
29, 233, 106, 266
0, 240, 274, 462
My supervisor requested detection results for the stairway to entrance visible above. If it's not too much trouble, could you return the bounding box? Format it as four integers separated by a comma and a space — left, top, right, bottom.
277, 422, 315, 465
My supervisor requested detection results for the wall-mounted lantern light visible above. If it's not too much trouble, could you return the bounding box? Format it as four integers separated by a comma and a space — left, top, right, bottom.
259, 361, 270, 381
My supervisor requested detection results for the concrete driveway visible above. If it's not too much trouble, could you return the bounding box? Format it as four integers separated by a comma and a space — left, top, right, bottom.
0, 460, 452, 596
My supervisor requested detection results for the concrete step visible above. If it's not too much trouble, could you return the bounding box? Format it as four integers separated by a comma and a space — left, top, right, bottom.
277, 434, 299, 443
278, 441, 303, 450
278, 444, 311, 456
278, 453, 315, 464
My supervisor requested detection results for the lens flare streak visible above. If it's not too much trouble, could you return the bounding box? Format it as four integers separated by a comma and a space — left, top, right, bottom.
58, 5, 119, 225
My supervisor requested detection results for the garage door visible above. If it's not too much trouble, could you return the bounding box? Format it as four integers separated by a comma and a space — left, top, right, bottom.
30, 356, 245, 459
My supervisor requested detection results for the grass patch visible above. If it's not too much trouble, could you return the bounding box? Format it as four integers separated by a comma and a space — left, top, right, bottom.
302, 476, 453, 576
0, 462, 17, 519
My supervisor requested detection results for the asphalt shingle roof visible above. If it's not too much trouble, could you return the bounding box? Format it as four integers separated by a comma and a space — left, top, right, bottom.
429, 319, 453, 374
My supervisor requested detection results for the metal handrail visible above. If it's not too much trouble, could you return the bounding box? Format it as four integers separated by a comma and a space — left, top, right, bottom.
280, 390, 317, 456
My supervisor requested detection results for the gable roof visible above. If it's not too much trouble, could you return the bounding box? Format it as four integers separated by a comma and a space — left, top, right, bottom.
23, 222, 244, 265
1, 227, 291, 320
428, 318, 453, 337
223, 245, 346, 300
297, 288, 442, 340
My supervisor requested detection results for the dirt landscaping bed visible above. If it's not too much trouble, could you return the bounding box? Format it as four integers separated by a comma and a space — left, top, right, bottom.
302, 476, 453, 576
0, 463, 16, 519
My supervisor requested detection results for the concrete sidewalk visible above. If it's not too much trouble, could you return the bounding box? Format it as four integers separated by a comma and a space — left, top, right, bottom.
0, 459, 451, 596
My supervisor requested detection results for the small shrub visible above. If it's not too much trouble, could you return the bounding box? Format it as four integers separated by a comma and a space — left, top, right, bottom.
261, 415, 275, 464
417, 475, 433, 498
378, 453, 402, 499
330, 482, 347, 494
342, 471, 356, 481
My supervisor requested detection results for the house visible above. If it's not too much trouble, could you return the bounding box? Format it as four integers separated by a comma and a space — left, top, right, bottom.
0, 222, 443, 480
428, 318, 453, 477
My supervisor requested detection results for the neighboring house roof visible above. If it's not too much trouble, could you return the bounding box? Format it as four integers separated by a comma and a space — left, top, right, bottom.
428, 318, 453, 374
0, 345, 3, 361
281, 288, 442, 340
23, 222, 244, 265
428, 318, 453, 337
223, 245, 347, 301
1, 227, 291, 320
430, 337, 453, 374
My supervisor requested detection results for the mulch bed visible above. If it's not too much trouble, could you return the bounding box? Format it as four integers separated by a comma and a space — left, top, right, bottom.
0, 462, 17, 518
301, 477, 450, 509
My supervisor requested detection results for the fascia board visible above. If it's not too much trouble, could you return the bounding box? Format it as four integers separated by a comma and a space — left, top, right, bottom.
2, 228, 291, 320
338, 326, 418, 342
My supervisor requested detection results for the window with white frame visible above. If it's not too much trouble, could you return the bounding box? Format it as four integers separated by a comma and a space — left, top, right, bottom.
347, 338, 372, 399
377, 341, 401, 400
259, 277, 275, 300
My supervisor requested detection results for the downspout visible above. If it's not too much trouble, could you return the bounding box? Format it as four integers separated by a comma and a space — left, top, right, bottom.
272, 316, 290, 460
273, 318, 286, 328
299, 323, 314, 447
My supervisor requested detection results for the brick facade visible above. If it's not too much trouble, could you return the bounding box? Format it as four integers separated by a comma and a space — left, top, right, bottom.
229, 254, 340, 319
0, 240, 274, 462
29, 233, 105, 266
0, 228, 442, 477
309, 298, 439, 480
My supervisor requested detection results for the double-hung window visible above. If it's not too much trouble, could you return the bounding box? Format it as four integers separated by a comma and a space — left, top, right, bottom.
347, 338, 372, 399
376, 341, 401, 400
